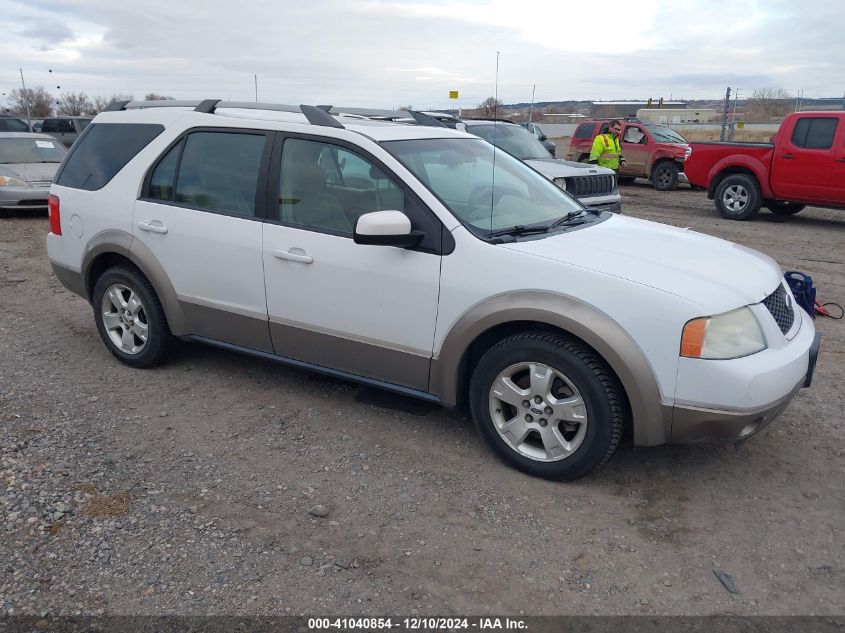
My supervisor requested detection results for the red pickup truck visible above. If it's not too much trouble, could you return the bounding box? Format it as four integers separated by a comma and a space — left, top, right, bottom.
684, 111, 845, 220
567, 119, 691, 190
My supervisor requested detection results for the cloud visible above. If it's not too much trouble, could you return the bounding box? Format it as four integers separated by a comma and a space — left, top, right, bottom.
0, 0, 841, 110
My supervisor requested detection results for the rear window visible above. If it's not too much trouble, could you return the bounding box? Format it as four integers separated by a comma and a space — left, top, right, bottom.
55, 123, 164, 190
574, 123, 595, 139
791, 117, 838, 150
0, 118, 29, 132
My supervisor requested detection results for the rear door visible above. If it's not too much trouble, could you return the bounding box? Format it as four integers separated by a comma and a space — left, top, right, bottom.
133, 128, 273, 352
831, 117, 845, 203
772, 115, 840, 203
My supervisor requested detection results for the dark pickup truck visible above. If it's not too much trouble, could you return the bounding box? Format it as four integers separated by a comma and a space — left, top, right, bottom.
684, 111, 845, 220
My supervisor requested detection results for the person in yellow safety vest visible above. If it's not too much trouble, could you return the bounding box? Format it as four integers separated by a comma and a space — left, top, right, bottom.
588, 119, 626, 171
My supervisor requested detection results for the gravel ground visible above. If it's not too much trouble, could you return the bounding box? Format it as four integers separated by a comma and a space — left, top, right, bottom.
1, 186, 843, 616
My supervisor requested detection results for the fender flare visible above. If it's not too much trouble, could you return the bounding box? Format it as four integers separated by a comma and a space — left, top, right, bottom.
429, 291, 672, 446
80, 230, 189, 335
707, 154, 773, 199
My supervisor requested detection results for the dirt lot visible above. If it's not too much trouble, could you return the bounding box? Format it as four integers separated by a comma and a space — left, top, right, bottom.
1, 186, 843, 616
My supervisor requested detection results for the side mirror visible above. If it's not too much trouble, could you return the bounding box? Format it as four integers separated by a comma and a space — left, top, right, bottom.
538, 133, 547, 141
354, 210, 424, 248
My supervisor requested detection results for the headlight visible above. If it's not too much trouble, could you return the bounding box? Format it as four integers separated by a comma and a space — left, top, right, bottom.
0, 176, 29, 187
553, 177, 567, 191
680, 307, 766, 359
684, 146, 692, 161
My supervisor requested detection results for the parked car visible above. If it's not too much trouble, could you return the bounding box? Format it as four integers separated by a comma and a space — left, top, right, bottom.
0, 132, 68, 213
0, 115, 32, 132
458, 119, 621, 213
683, 111, 845, 220
47, 99, 819, 480
521, 122, 556, 156
40, 116, 93, 147
567, 119, 691, 190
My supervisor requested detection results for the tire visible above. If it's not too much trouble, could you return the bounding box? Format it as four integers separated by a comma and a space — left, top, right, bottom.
92, 266, 173, 368
469, 331, 625, 481
765, 201, 805, 216
714, 173, 762, 220
652, 161, 679, 191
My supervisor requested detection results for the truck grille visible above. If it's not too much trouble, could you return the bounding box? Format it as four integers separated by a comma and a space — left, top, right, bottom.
762, 285, 795, 334
564, 174, 615, 198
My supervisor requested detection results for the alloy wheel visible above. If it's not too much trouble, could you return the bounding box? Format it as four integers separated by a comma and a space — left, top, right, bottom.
101, 283, 149, 354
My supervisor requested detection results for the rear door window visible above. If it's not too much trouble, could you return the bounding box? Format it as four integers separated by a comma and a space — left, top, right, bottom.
574, 123, 595, 139
55, 123, 164, 190
791, 118, 838, 150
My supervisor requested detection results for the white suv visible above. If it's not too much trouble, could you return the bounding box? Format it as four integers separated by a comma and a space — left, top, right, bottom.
46, 99, 820, 480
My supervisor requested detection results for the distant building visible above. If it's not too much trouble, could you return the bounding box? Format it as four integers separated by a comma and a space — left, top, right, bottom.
637, 108, 717, 124
590, 101, 687, 118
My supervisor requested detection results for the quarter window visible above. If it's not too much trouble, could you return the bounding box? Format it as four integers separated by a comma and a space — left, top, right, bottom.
55, 123, 164, 190
574, 123, 595, 139
279, 138, 404, 235
791, 118, 838, 149
148, 141, 181, 201
173, 132, 266, 216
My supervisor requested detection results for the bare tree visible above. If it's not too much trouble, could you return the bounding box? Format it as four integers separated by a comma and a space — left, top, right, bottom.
478, 96, 503, 118
745, 88, 792, 122
6, 87, 54, 117
90, 94, 135, 114
144, 93, 175, 101
56, 92, 93, 116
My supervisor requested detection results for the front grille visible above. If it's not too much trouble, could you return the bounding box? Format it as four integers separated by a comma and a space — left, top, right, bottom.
17, 199, 48, 207
762, 284, 795, 334
564, 174, 615, 198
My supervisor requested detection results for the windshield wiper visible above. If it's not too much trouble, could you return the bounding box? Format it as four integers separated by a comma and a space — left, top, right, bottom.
548, 210, 588, 228
488, 224, 551, 239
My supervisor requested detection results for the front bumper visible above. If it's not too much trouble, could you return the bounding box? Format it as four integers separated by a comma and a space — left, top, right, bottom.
670, 307, 818, 444
0, 186, 50, 211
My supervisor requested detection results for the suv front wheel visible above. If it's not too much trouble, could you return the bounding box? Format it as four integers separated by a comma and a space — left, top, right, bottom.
92, 266, 173, 368
469, 331, 625, 480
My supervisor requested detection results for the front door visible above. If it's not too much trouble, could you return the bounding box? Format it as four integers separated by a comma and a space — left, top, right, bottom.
772, 115, 840, 203
620, 124, 650, 178
262, 135, 442, 391
133, 128, 273, 352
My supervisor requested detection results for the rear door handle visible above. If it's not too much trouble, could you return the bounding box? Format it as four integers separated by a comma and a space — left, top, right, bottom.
781, 153, 794, 160
274, 248, 313, 264
137, 220, 168, 234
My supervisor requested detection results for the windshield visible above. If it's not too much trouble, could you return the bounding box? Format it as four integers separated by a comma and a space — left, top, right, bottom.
467, 124, 552, 160
383, 137, 583, 235
647, 126, 688, 144
0, 137, 67, 163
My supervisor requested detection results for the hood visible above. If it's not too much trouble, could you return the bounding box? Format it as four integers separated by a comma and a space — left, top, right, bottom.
525, 158, 615, 179
501, 214, 782, 312
0, 162, 60, 184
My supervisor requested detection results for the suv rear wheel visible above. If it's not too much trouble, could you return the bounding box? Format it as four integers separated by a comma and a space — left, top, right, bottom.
469, 331, 625, 480
765, 201, 805, 216
92, 266, 173, 368
715, 173, 762, 220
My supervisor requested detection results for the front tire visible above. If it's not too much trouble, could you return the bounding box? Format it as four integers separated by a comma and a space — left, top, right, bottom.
766, 201, 805, 216
714, 173, 762, 220
469, 332, 625, 480
92, 266, 173, 368
652, 161, 679, 191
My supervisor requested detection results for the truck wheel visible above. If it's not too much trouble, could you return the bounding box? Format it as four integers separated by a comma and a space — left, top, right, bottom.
766, 201, 805, 216
469, 331, 625, 481
714, 174, 762, 220
652, 161, 679, 191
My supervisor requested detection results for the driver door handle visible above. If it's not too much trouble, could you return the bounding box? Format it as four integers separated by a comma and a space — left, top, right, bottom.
137, 220, 168, 234
274, 248, 313, 264
781, 153, 794, 160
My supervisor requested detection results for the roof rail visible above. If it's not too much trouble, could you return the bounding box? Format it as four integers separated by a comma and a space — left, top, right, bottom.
407, 111, 448, 128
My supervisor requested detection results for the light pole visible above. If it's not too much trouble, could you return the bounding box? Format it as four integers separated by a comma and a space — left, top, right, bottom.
19, 68, 33, 130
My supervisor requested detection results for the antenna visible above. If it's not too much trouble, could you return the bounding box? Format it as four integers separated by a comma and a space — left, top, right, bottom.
490, 51, 500, 235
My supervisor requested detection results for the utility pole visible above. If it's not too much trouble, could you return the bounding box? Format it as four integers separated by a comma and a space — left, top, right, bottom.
728, 88, 740, 141
720, 87, 731, 142
528, 84, 535, 124
18, 68, 32, 130
254, 74, 258, 102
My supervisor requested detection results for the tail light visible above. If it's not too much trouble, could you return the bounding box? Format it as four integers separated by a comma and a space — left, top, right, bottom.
48, 194, 61, 235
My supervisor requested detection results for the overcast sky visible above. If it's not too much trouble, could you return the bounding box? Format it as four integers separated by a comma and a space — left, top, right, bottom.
2, 0, 843, 111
